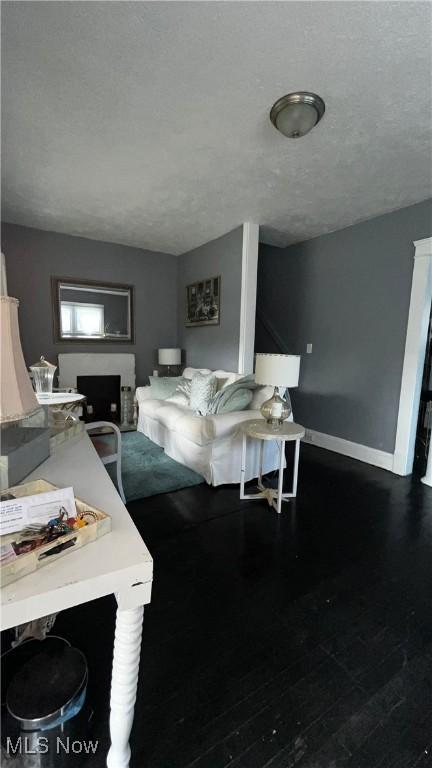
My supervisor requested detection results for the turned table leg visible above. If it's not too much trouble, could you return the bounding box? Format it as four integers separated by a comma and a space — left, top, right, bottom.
107, 605, 144, 768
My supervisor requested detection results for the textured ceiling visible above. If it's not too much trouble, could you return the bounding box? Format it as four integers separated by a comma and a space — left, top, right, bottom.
2, 1, 432, 255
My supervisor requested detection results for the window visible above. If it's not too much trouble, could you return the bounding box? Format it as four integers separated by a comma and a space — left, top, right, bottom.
60, 301, 105, 338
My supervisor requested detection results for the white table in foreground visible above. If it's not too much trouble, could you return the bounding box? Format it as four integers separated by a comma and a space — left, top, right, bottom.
36, 392, 86, 407
240, 419, 305, 514
0, 432, 153, 768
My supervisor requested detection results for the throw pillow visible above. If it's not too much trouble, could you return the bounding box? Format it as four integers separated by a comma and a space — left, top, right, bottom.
182, 367, 212, 380
175, 377, 192, 400
149, 376, 182, 400
190, 372, 217, 415
215, 389, 253, 414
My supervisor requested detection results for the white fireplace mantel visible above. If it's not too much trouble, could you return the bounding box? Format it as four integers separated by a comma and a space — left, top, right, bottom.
58, 353, 136, 390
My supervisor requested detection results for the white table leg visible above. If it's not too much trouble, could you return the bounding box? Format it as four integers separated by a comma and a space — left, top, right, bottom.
276, 439, 285, 514
292, 439, 300, 497
258, 440, 265, 490
107, 605, 144, 768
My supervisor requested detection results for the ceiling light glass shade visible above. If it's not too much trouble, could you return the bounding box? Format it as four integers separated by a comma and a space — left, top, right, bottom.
270, 92, 325, 139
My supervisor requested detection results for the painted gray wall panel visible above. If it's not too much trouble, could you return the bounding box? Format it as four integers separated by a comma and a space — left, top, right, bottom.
256, 199, 432, 453
1, 223, 178, 385
178, 227, 243, 371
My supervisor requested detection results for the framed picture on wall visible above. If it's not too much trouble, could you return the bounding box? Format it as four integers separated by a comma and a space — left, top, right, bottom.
186, 276, 221, 327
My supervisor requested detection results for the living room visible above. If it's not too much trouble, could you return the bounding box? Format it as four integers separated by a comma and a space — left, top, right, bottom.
1, 2, 432, 767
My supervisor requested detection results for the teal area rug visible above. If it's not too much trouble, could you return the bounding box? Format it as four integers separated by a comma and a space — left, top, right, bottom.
105, 431, 204, 502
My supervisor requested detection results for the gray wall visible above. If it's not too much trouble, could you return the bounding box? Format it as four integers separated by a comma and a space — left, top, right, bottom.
256, 199, 432, 453
2, 223, 178, 385
178, 227, 243, 371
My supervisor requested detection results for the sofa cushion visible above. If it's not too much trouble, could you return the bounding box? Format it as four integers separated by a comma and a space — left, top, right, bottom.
156, 403, 192, 431
139, 398, 167, 417
173, 413, 215, 446
166, 391, 189, 407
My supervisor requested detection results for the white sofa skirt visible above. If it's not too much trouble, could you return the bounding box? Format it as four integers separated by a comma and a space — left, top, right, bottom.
138, 410, 282, 486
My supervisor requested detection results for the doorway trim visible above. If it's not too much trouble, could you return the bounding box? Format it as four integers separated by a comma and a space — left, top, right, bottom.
393, 237, 432, 475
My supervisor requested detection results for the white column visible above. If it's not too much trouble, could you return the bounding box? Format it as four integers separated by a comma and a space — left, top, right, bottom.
238, 222, 259, 375
107, 605, 144, 768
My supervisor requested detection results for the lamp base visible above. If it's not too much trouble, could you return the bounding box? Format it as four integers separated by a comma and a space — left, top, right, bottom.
260, 387, 292, 426
160, 365, 181, 377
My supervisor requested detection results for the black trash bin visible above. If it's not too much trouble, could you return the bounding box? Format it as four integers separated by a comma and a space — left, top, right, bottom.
2, 636, 90, 766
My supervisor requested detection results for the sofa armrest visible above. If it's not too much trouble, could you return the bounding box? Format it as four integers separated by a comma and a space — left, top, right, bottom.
205, 409, 264, 440
135, 385, 153, 403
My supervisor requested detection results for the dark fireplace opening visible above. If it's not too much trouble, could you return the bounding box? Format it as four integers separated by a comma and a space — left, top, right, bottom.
77, 375, 121, 423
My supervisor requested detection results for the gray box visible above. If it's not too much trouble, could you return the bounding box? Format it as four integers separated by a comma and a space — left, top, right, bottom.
0, 426, 50, 491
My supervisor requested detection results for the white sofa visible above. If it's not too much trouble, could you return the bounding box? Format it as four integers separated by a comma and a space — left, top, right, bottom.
136, 367, 284, 486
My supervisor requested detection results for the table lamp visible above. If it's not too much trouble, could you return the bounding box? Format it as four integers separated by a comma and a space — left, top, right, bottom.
255, 353, 301, 426
0, 253, 49, 489
158, 348, 181, 376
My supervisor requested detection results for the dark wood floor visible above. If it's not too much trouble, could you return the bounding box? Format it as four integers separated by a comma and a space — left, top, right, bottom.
4, 444, 432, 767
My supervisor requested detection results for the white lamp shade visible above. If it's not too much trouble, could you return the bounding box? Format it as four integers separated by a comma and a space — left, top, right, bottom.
158, 348, 181, 366
0, 297, 40, 423
255, 353, 300, 388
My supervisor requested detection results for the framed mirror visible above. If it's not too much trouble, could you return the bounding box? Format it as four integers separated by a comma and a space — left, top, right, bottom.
52, 277, 134, 343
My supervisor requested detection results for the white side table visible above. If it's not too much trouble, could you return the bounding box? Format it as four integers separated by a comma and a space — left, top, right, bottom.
36, 391, 86, 425
36, 391, 86, 408
240, 419, 305, 514
1, 433, 153, 768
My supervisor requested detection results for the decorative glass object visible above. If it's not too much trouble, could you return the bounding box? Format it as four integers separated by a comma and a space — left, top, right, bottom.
29, 356, 57, 394
121, 386, 133, 425
260, 387, 292, 426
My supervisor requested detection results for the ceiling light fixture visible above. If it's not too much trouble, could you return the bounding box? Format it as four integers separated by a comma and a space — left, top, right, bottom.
270, 91, 325, 139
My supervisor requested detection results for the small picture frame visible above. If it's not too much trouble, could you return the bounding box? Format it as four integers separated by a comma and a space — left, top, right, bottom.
186, 276, 220, 327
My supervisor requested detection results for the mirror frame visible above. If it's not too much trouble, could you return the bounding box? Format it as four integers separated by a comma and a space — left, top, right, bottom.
51, 276, 135, 344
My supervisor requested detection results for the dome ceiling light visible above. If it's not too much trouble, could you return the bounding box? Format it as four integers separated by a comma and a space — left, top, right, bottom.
270, 91, 325, 139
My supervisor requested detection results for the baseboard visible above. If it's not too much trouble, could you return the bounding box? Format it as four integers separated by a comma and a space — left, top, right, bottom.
302, 428, 394, 471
